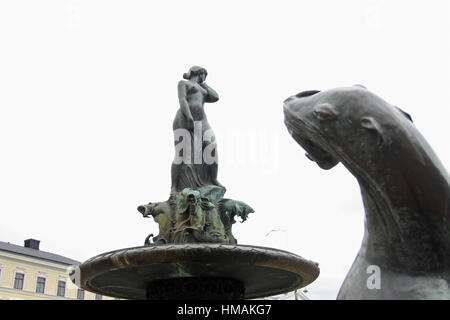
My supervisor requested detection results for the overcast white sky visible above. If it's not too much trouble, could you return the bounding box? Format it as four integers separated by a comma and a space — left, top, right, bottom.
0, 0, 449, 300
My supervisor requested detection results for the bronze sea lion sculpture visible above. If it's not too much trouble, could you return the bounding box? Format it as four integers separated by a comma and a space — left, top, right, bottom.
283, 86, 450, 299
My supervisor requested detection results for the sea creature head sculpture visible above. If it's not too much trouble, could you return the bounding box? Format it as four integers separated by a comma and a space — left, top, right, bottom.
176, 188, 202, 214
283, 86, 416, 170
284, 86, 450, 299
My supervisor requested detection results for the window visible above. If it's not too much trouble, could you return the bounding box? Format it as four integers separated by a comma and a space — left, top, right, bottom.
95, 294, 102, 300
57, 280, 66, 297
77, 289, 85, 300
14, 272, 25, 290
35, 276, 46, 294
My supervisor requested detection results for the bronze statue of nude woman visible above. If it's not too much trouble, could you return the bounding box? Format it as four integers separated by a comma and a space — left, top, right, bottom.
138, 66, 254, 246
171, 66, 223, 193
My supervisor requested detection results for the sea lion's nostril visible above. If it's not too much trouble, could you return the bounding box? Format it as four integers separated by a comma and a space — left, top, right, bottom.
295, 90, 320, 98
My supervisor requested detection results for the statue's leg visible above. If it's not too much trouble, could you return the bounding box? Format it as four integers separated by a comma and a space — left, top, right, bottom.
171, 112, 196, 192
202, 121, 223, 187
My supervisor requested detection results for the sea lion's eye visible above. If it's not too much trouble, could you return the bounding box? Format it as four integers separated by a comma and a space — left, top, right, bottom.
313, 103, 338, 121
361, 116, 380, 130
361, 118, 372, 127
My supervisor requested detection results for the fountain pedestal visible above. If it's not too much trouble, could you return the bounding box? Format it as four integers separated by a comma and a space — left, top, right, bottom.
75, 244, 319, 300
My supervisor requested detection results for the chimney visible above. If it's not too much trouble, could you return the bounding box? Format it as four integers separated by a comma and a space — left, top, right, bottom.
24, 239, 40, 250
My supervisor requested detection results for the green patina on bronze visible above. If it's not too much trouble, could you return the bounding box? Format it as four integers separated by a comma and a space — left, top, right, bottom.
173, 187, 227, 244
137, 67, 254, 245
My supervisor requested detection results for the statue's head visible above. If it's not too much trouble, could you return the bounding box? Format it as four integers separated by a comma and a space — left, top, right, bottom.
183, 66, 208, 83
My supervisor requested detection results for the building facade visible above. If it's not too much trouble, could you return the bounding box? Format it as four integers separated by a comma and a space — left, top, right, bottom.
0, 239, 115, 300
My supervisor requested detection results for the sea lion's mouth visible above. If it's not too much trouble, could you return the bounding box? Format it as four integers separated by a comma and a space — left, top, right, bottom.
290, 129, 339, 170
137, 203, 154, 217
284, 95, 339, 170
305, 150, 338, 170
187, 194, 197, 204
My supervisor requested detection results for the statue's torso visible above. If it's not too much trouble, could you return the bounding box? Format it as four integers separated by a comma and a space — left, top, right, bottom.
186, 82, 207, 120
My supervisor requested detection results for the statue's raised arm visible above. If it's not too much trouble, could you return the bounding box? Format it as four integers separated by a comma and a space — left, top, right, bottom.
201, 82, 219, 103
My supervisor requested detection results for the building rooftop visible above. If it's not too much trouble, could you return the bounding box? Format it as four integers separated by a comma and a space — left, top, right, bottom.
0, 240, 80, 266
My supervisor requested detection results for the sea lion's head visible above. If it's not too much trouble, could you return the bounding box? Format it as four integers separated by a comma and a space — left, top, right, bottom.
284, 86, 450, 275
283, 86, 413, 172
138, 202, 156, 217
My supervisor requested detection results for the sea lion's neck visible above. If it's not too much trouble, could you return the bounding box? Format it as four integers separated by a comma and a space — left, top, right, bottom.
354, 163, 450, 272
